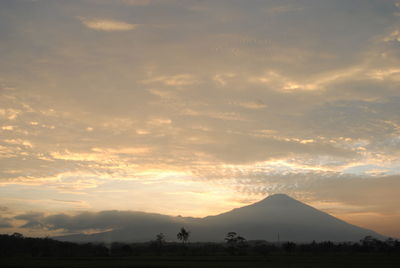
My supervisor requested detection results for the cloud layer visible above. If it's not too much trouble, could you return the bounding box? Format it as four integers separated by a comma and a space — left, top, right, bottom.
0, 0, 400, 238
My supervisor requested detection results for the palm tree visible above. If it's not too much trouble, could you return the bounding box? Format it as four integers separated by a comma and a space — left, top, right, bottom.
177, 227, 190, 244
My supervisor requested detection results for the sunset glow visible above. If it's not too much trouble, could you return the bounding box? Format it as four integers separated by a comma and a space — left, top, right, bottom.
0, 0, 400, 239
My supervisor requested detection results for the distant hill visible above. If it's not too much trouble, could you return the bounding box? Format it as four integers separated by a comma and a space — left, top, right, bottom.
54, 194, 385, 243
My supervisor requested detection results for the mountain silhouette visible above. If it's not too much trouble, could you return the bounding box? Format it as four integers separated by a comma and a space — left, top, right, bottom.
54, 194, 385, 243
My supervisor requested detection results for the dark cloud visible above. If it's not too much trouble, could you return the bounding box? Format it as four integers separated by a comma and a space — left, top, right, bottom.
16, 210, 185, 232
15, 212, 46, 229
0, 217, 12, 228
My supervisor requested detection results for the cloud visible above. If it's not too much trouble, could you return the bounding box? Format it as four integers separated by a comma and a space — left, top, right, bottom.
142, 74, 199, 86
0, 220, 12, 228
0, 206, 9, 212
232, 100, 267, 110
80, 17, 138, 31
15, 210, 180, 232
88, 0, 152, 6
119, 0, 151, 5
15, 212, 46, 229
250, 66, 363, 92
368, 68, 400, 81
1, 0, 400, 238
265, 5, 305, 15
384, 30, 400, 42
306, 175, 400, 214
194, 133, 356, 164
0, 214, 12, 228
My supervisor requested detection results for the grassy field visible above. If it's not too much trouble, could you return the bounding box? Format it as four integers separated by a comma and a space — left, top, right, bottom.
1, 254, 399, 268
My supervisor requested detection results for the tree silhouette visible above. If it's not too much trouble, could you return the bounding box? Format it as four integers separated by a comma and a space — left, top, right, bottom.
1, 233, 400, 258
225, 232, 238, 245
282, 242, 296, 253
177, 227, 190, 244
151, 233, 166, 255
225, 232, 247, 255
11, 232, 23, 238
155, 233, 166, 245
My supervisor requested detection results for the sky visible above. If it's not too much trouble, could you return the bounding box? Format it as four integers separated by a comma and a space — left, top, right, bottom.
0, 0, 400, 238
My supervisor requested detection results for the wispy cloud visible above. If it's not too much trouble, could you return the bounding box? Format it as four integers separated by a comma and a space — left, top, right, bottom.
1, 0, 400, 238
80, 17, 138, 31
142, 74, 199, 86
120, 0, 151, 6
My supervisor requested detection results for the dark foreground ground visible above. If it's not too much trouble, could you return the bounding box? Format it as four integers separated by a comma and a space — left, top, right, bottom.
1, 254, 400, 268
2, 234, 399, 267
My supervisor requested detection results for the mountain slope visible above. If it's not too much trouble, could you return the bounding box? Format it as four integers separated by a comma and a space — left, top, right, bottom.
54, 194, 385, 243
195, 194, 384, 242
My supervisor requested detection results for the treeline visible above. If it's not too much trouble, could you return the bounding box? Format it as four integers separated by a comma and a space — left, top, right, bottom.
1, 233, 399, 258
0, 233, 108, 257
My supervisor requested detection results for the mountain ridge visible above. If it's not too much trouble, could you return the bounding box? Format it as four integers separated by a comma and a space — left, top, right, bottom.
54, 194, 386, 243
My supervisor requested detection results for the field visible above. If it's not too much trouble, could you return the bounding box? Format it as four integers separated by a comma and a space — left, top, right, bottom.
1, 254, 400, 268
2, 235, 399, 267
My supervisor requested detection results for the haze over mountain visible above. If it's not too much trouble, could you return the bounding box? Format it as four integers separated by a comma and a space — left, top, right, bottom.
54, 194, 385, 243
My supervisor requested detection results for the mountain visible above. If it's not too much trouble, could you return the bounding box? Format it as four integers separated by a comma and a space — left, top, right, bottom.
54, 194, 385, 243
